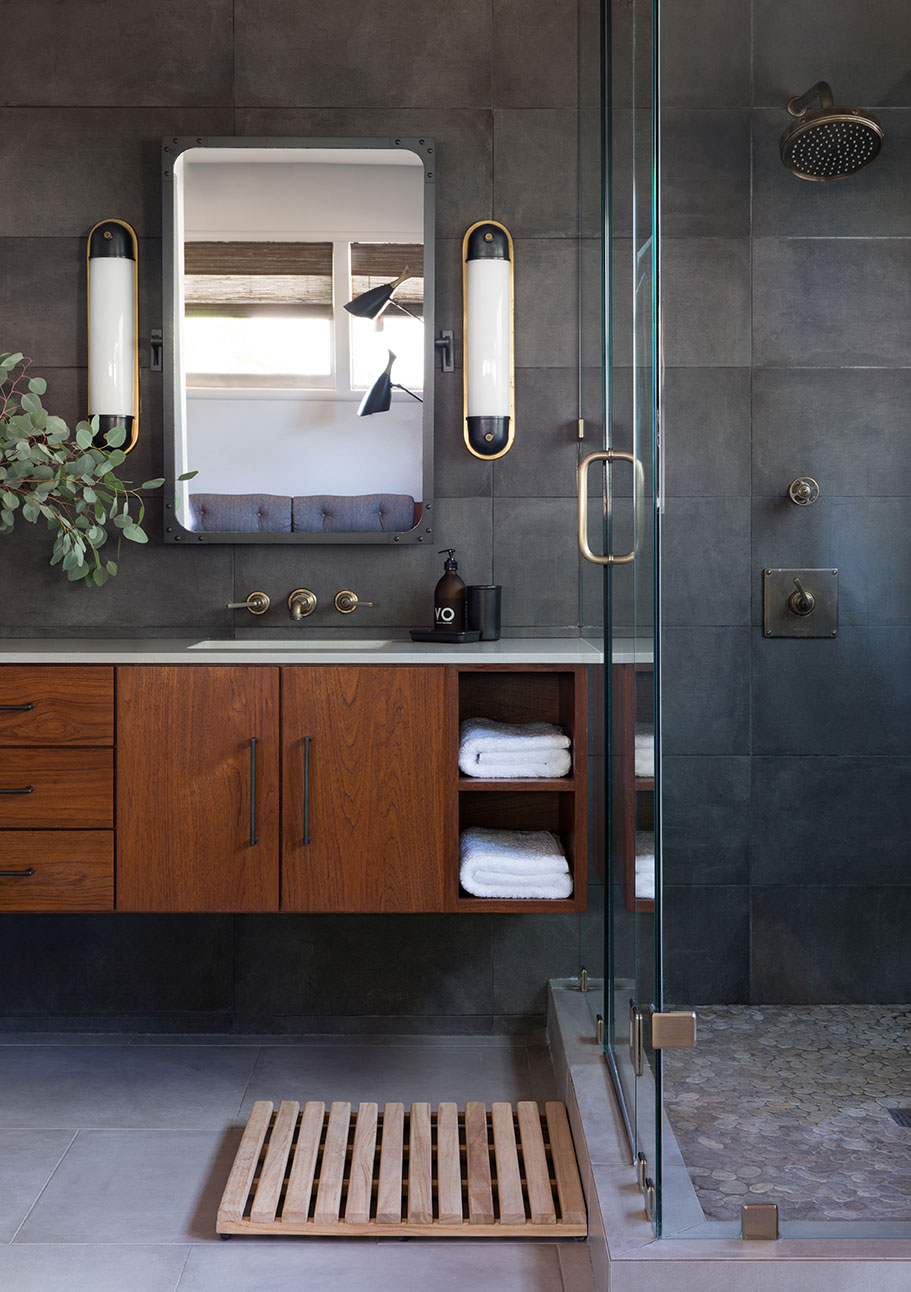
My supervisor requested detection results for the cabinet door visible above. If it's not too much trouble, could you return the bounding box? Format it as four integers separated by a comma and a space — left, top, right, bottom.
117, 666, 279, 912
282, 666, 449, 912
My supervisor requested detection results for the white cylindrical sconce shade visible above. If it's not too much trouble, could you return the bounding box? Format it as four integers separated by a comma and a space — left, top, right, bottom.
87, 219, 139, 451
462, 221, 514, 459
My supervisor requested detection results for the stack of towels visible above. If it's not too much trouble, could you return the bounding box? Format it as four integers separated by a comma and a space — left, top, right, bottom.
459, 718, 572, 780
635, 830, 655, 902
634, 725, 654, 779
460, 827, 573, 900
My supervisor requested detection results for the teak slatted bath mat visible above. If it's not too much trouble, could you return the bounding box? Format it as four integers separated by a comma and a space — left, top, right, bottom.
217, 1099, 587, 1238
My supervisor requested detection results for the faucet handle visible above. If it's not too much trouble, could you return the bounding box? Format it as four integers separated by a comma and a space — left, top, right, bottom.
334, 590, 374, 614
226, 592, 270, 615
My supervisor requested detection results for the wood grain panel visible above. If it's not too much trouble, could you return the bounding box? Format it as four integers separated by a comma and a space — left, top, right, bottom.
116, 666, 279, 912
376, 1102, 404, 1225
0, 831, 113, 910
0, 749, 113, 827
0, 666, 113, 746
282, 666, 448, 912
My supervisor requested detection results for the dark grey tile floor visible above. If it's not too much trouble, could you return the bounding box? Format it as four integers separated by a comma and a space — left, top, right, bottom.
0, 1033, 593, 1292
663, 1005, 911, 1224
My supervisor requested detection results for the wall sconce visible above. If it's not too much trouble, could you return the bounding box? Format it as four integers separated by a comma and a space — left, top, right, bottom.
357, 349, 424, 417
462, 220, 514, 459
87, 219, 139, 452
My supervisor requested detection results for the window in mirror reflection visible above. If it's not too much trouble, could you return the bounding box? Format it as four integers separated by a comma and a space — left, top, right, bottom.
184, 316, 333, 381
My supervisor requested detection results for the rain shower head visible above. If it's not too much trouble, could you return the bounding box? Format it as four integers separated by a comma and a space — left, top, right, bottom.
780, 81, 883, 181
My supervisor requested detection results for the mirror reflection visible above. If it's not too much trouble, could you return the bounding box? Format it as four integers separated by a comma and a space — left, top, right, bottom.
165, 141, 434, 542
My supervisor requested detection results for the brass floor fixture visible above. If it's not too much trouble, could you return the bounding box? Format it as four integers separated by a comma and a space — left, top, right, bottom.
218, 1098, 587, 1239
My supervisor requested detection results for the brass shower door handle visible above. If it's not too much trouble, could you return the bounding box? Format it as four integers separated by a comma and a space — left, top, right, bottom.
577, 450, 645, 566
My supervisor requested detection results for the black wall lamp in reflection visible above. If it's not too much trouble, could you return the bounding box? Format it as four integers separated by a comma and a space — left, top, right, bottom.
86, 218, 139, 451
357, 349, 423, 417
463, 219, 514, 459
344, 265, 415, 320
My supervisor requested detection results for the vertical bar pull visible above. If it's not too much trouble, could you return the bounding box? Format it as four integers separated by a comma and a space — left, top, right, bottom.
576, 449, 644, 566
249, 737, 258, 846
303, 736, 311, 845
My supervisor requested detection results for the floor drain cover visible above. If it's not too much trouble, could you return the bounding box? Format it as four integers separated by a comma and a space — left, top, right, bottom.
888, 1108, 911, 1126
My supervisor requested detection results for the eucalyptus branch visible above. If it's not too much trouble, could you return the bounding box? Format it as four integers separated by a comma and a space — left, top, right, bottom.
0, 351, 195, 588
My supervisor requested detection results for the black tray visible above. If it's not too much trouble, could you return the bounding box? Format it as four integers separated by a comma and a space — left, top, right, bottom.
409, 628, 482, 643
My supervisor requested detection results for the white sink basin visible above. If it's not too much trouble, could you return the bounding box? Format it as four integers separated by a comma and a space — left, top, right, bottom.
188, 639, 393, 650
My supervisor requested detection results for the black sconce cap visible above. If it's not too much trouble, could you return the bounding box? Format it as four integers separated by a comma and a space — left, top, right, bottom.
465, 223, 511, 262
88, 220, 137, 260
466, 415, 510, 457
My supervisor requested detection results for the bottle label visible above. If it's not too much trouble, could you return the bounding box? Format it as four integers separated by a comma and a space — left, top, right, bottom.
435, 605, 456, 625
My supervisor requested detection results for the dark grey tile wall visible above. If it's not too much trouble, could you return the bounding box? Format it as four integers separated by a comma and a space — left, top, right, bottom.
0, 0, 587, 1032
661, 0, 911, 1005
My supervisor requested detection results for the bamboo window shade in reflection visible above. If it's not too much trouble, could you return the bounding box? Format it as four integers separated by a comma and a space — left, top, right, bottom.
350, 243, 424, 315
184, 241, 333, 316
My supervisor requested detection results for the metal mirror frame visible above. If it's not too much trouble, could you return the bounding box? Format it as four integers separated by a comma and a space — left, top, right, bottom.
161, 135, 436, 546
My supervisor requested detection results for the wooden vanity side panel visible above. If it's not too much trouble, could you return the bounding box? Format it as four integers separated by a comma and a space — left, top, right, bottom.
116, 666, 280, 912
282, 666, 449, 912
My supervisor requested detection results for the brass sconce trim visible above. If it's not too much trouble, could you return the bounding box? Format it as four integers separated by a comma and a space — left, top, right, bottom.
86, 218, 140, 453
462, 219, 515, 461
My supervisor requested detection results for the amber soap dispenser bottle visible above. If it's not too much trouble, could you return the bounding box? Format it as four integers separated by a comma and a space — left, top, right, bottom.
434, 548, 467, 631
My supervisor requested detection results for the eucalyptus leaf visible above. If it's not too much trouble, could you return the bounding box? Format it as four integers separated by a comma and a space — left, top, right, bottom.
0, 509, 13, 527
104, 425, 126, 448
177, 470, 199, 481
75, 426, 93, 450
20, 392, 41, 414
123, 524, 148, 543
22, 502, 39, 523
27, 377, 47, 395
141, 478, 165, 489
105, 560, 118, 576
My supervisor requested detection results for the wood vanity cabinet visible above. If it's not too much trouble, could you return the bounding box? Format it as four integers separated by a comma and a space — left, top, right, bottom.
281, 666, 449, 912
116, 667, 280, 912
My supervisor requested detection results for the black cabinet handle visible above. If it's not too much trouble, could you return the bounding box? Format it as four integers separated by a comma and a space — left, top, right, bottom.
0, 868, 35, 878
0, 785, 35, 795
249, 737, 258, 846
303, 736, 311, 845
0, 703, 34, 712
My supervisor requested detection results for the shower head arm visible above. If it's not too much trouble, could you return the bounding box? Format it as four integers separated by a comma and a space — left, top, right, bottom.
787, 81, 835, 117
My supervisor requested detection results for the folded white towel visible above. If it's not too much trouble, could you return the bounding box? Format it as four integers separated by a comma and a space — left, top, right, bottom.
459, 718, 571, 779
634, 727, 654, 779
471, 748, 572, 780
460, 827, 573, 900
635, 853, 655, 901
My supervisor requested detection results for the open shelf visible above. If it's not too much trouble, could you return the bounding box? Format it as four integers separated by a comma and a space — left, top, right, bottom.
613, 662, 655, 914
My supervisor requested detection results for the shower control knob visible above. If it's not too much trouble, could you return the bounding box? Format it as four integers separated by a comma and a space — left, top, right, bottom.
788, 476, 819, 506
788, 577, 816, 617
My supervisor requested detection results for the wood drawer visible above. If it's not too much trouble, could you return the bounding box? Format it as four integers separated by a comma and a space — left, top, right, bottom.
0, 667, 114, 746
0, 749, 113, 827
0, 831, 113, 910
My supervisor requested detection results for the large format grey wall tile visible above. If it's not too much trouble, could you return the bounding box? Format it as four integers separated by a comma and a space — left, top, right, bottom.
493, 110, 579, 237
661, 627, 751, 755
492, 913, 582, 1015
751, 626, 911, 755
662, 368, 751, 497
753, 0, 911, 108
751, 886, 911, 1003
234, 0, 493, 108
752, 497, 911, 625
514, 240, 579, 369
752, 757, 911, 885
661, 110, 751, 237
752, 367, 911, 498
753, 238, 911, 367
493, 369, 579, 497
663, 885, 751, 1003
662, 239, 751, 367
662, 757, 751, 884
661, 497, 751, 626
0, 0, 233, 107
661, 0, 751, 108
493, 0, 579, 109
493, 497, 580, 628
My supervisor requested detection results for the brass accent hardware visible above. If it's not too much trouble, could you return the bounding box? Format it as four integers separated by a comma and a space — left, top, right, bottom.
226, 592, 270, 615
577, 418, 585, 440
288, 589, 317, 620
742, 1202, 779, 1241
636, 1153, 648, 1192
596, 1013, 604, 1046
788, 476, 819, 505
644, 1178, 656, 1223
577, 450, 644, 566
629, 1000, 643, 1076
651, 1009, 697, 1050
579, 967, 588, 992
334, 590, 375, 614
788, 577, 816, 616
763, 568, 838, 638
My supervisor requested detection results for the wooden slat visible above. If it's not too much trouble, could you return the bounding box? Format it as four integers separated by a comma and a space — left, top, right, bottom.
465, 1101, 494, 1224
376, 1102, 404, 1225
545, 1101, 587, 1225
314, 1102, 351, 1224
282, 1100, 325, 1223
491, 1102, 525, 1225
436, 1102, 462, 1224
345, 1103, 378, 1224
517, 1101, 556, 1224
218, 1100, 272, 1224
250, 1100, 299, 1224
407, 1102, 433, 1224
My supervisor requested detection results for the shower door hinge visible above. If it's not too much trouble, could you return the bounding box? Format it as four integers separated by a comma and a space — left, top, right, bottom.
742, 1202, 779, 1241
650, 1009, 697, 1049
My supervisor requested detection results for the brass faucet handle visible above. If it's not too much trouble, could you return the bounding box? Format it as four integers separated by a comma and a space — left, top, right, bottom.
288, 588, 318, 620
334, 590, 375, 614
226, 592, 270, 615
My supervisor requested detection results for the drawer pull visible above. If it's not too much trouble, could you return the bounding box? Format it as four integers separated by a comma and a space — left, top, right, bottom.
0, 703, 35, 712
0, 867, 36, 878
0, 785, 35, 795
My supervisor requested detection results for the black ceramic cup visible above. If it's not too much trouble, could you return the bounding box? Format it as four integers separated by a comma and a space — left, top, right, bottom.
467, 585, 502, 640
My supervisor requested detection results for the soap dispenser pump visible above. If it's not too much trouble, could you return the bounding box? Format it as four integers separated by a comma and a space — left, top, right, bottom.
434, 549, 467, 631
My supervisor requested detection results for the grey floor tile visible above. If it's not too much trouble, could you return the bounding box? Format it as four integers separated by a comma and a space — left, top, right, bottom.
0, 1245, 190, 1292
558, 1240, 597, 1292
0, 1033, 137, 1045
0, 1046, 259, 1129
0, 1130, 75, 1241
238, 1043, 534, 1113
132, 1033, 531, 1048
15, 1128, 241, 1244
526, 1044, 561, 1103
178, 1241, 565, 1292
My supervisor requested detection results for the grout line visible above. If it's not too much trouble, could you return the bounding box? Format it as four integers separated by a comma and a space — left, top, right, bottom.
233, 1046, 265, 1118
8, 1129, 80, 1244
171, 1245, 193, 1292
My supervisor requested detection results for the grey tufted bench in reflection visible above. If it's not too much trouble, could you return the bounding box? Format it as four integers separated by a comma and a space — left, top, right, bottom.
187, 493, 418, 533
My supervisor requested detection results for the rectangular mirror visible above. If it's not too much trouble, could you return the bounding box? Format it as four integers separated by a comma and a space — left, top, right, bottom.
162, 136, 435, 544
